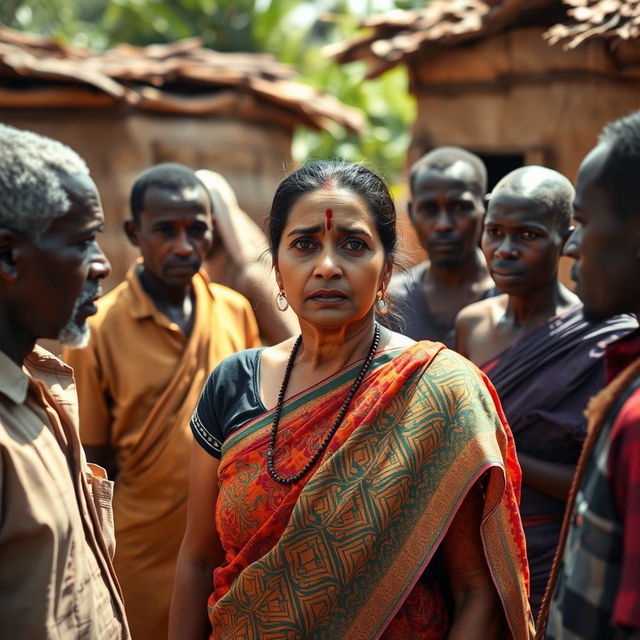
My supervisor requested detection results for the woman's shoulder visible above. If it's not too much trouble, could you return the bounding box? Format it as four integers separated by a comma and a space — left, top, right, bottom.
258, 337, 300, 371
382, 328, 415, 349
405, 341, 484, 380
209, 347, 265, 384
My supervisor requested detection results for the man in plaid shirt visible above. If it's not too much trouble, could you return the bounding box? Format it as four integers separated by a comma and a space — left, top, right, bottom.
540, 110, 640, 639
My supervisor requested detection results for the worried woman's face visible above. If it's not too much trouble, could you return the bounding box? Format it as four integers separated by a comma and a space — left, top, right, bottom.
275, 186, 391, 332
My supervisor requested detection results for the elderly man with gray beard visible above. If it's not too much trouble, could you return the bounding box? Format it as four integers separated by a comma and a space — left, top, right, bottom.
0, 124, 130, 639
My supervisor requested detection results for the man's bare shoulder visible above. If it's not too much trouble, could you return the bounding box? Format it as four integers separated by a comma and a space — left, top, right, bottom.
455, 294, 508, 363
456, 294, 507, 326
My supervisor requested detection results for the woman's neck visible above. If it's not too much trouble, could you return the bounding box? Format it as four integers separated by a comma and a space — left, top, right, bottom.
296, 317, 377, 372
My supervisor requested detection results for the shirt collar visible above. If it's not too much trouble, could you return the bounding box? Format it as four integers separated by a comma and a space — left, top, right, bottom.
0, 349, 29, 404
0, 345, 72, 405
126, 259, 214, 322
605, 326, 640, 383
127, 259, 158, 321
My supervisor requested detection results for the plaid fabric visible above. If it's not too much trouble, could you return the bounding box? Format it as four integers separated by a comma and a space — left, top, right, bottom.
604, 331, 640, 631
547, 375, 640, 639
608, 385, 640, 629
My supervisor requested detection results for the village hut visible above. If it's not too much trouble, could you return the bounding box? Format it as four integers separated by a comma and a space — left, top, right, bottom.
330, 0, 640, 189
0, 27, 363, 287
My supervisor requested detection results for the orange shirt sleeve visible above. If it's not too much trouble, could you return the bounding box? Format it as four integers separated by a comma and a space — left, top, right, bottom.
63, 336, 113, 447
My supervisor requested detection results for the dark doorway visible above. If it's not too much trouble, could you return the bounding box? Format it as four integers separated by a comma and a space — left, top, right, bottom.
475, 152, 525, 192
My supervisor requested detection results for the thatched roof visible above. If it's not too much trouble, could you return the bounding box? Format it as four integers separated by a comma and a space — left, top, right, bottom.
329, 0, 640, 78
0, 27, 364, 132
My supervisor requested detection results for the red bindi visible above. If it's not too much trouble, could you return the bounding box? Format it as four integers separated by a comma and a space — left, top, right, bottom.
325, 208, 333, 231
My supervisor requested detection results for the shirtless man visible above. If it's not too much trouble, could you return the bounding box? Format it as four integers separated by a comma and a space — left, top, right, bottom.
456, 166, 636, 616
385, 146, 494, 346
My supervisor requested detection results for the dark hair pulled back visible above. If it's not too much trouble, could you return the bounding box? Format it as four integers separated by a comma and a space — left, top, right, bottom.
268, 160, 396, 261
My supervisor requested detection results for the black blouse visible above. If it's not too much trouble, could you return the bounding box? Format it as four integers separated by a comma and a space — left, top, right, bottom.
190, 348, 266, 459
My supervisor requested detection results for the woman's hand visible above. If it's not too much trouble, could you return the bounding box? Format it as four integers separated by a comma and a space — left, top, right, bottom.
442, 482, 507, 640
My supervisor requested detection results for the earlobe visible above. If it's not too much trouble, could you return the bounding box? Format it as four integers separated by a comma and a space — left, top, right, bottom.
0, 229, 19, 281
274, 264, 284, 292
124, 220, 140, 247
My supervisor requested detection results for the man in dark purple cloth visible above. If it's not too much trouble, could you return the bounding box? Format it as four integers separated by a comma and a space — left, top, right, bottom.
455, 165, 637, 618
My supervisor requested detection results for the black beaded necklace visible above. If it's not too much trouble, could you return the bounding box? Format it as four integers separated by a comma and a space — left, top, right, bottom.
267, 323, 381, 485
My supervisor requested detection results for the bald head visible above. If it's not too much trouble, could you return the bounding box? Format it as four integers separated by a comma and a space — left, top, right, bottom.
491, 166, 574, 232
410, 146, 487, 196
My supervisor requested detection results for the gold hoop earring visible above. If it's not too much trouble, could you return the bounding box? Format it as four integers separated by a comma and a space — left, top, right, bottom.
376, 289, 389, 314
276, 291, 289, 312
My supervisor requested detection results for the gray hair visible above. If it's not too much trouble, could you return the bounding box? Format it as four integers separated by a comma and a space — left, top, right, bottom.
0, 124, 88, 238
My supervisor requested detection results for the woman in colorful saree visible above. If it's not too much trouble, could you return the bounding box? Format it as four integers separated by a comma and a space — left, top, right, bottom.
168, 161, 534, 640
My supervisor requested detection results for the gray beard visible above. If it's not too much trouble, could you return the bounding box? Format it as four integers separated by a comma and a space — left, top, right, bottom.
57, 284, 96, 348
57, 313, 90, 349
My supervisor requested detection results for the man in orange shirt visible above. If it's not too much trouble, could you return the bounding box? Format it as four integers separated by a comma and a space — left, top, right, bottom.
65, 163, 260, 640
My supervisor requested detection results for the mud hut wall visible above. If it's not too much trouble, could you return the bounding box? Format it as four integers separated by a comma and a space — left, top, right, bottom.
1, 111, 292, 290
406, 27, 640, 179
400, 27, 640, 281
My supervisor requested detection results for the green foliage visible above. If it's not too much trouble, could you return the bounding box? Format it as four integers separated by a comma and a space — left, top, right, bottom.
289, 9, 416, 183
3, 0, 422, 182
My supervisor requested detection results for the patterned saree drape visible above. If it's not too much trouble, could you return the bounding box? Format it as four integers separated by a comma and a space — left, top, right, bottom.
209, 343, 533, 640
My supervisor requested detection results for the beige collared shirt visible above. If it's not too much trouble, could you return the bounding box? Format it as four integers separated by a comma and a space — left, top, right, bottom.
0, 346, 129, 639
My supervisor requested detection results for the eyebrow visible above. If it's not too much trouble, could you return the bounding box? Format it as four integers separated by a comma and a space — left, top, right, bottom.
416, 192, 473, 201
83, 221, 105, 232
287, 224, 322, 237
485, 220, 547, 230
286, 224, 372, 237
336, 225, 373, 237
151, 218, 208, 226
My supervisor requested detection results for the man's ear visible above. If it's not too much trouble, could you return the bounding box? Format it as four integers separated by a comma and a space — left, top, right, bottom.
559, 225, 575, 253
124, 219, 140, 247
0, 229, 19, 281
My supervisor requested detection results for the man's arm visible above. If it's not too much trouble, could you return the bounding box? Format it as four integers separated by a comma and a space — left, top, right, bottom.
454, 309, 474, 359
237, 263, 297, 345
455, 302, 491, 362
516, 453, 575, 500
